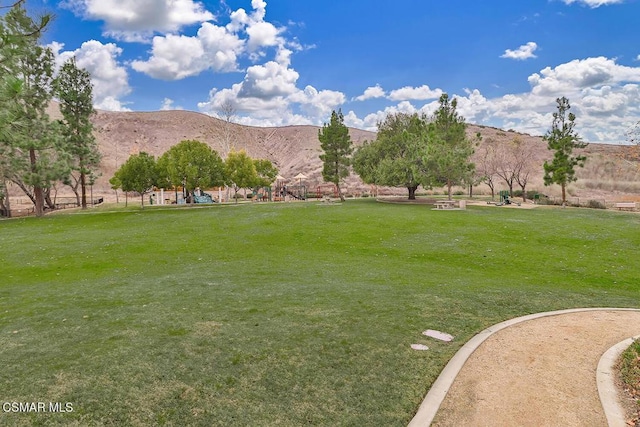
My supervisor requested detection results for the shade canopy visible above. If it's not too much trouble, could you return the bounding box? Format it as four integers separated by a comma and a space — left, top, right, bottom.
293, 173, 307, 180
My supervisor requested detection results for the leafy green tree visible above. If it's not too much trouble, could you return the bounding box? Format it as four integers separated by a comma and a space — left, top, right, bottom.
543, 97, 587, 204
54, 57, 100, 209
427, 93, 475, 200
252, 158, 278, 189
353, 112, 431, 200
225, 149, 256, 202
111, 152, 157, 208
319, 109, 352, 201
157, 140, 225, 203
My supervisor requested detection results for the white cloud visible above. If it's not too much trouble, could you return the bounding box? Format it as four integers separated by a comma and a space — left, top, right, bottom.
131, 23, 244, 80
343, 110, 365, 129
50, 40, 131, 111
388, 85, 442, 101
528, 56, 640, 96
501, 42, 538, 61
61, 0, 214, 41
160, 98, 183, 110
238, 61, 299, 99
560, 0, 626, 7
289, 85, 346, 119
354, 84, 386, 101
197, 58, 346, 127
226, 0, 286, 59
246, 21, 282, 52
131, 0, 298, 81
343, 56, 640, 143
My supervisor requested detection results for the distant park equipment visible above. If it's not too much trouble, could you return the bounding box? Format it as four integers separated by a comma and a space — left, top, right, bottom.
276, 184, 306, 200
252, 187, 272, 202
487, 190, 520, 207
274, 173, 308, 201
500, 190, 511, 205
193, 192, 216, 203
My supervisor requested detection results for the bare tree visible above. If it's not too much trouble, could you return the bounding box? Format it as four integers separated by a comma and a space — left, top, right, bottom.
494, 138, 516, 197
216, 100, 237, 158
476, 138, 499, 199
511, 137, 536, 201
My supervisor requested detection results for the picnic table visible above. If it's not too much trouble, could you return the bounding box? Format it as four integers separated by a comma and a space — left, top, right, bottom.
434, 200, 456, 210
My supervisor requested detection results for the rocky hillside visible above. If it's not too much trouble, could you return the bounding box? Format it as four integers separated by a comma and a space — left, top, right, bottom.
44, 102, 634, 199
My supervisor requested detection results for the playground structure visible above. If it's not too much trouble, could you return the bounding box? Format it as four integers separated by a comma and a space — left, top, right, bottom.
274, 183, 307, 201
488, 190, 521, 207
251, 187, 272, 202
145, 174, 313, 204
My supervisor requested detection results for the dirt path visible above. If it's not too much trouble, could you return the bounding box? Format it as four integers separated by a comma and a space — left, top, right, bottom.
430, 310, 640, 427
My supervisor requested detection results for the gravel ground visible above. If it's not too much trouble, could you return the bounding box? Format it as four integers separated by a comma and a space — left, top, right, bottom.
432, 310, 640, 427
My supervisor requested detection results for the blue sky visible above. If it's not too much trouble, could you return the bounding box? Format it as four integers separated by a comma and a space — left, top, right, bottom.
29, 0, 640, 143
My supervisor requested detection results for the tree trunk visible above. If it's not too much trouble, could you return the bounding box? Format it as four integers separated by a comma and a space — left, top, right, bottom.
80, 170, 87, 209
337, 182, 345, 202
520, 184, 527, 202
469, 184, 473, 199
0, 180, 10, 218
447, 180, 453, 200
140, 193, 144, 209
488, 182, 495, 200
561, 184, 566, 205
407, 185, 417, 200
44, 190, 55, 210
1, 180, 10, 218
29, 148, 44, 217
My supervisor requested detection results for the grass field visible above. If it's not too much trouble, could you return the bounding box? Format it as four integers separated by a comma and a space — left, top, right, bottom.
1, 199, 639, 426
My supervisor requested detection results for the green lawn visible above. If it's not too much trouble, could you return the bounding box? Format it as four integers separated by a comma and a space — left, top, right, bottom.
1, 200, 639, 426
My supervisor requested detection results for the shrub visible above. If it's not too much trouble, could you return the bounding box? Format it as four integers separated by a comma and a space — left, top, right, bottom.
619, 339, 640, 414
454, 190, 464, 196
587, 199, 606, 209
526, 190, 541, 200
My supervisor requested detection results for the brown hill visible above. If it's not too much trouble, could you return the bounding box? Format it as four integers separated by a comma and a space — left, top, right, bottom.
44, 102, 638, 201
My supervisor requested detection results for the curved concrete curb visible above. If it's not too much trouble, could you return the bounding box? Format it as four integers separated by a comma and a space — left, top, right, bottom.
597, 335, 640, 427
408, 307, 640, 427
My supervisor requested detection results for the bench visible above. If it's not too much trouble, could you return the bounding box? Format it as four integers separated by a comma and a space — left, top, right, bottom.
615, 202, 636, 211
434, 200, 456, 210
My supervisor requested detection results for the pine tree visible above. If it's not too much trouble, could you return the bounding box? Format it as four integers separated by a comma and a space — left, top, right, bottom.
55, 57, 100, 209
428, 94, 475, 200
0, 2, 52, 217
543, 97, 587, 205
2, 4, 65, 217
319, 109, 352, 201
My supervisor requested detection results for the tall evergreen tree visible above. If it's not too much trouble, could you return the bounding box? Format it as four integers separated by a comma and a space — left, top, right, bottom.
0, 2, 52, 217
427, 93, 475, 200
319, 109, 352, 201
2, 4, 66, 217
54, 57, 100, 209
543, 97, 587, 205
